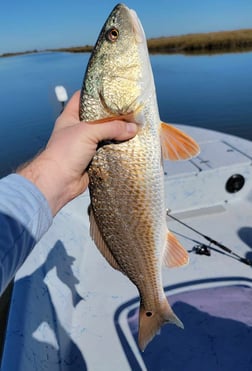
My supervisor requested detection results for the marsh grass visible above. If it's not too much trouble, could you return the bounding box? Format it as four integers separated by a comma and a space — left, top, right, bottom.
56, 29, 252, 55
147, 29, 252, 54
47, 45, 93, 53
2, 29, 252, 57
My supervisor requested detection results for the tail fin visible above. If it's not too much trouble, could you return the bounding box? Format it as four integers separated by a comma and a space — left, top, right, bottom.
138, 298, 183, 352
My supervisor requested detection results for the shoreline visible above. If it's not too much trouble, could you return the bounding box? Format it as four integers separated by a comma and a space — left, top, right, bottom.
1, 28, 252, 58
147, 28, 252, 55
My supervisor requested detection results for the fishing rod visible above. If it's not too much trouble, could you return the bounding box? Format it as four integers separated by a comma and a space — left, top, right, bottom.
167, 211, 252, 266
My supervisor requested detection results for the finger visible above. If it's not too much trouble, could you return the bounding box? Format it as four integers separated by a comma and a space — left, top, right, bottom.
85, 120, 138, 143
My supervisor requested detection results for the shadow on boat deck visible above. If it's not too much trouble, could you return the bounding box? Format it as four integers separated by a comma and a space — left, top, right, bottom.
1, 241, 87, 370
117, 282, 252, 371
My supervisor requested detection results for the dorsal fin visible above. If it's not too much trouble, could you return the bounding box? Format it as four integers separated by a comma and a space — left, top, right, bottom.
163, 231, 189, 267
160, 122, 200, 161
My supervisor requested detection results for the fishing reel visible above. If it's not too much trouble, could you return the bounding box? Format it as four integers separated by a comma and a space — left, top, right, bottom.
193, 243, 211, 257
167, 210, 252, 266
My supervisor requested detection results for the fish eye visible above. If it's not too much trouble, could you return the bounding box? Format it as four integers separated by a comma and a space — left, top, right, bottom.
106, 27, 119, 42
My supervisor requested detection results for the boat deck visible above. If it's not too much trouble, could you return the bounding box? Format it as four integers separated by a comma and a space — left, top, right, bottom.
2, 126, 252, 371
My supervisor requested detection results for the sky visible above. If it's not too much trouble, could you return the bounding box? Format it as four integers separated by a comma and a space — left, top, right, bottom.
1, 0, 252, 54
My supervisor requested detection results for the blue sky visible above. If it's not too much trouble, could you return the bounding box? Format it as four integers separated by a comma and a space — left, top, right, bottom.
1, 0, 252, 54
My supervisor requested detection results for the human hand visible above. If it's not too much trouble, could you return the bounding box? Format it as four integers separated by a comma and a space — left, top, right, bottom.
18, 91, 138, 215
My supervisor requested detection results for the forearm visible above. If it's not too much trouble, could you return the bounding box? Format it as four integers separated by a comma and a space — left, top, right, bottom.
17, 153, 63, 215
0, 174, 52, 294
17, 150, 82, 216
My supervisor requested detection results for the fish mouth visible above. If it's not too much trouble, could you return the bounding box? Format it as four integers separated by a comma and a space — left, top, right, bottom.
112, 4, 145, 43
128, 8, 145, 43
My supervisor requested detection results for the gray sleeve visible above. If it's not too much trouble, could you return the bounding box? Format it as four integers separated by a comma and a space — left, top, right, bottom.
0, 174, 53, 293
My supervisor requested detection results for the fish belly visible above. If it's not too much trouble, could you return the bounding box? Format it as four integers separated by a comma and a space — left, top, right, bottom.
88, 131, 166, 302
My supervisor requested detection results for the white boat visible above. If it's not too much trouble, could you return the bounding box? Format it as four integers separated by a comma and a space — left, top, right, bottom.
2, 124, 252, 370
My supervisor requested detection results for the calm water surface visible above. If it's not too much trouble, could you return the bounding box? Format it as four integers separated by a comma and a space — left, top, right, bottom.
0, 51, 252, 177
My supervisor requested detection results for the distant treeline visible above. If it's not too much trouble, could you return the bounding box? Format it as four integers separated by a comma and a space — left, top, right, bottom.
2, 29, 252, 58
47, 45, 93, 53
147, 28, 252, 54
0, 46, 92, 58
0, 49, 38, 58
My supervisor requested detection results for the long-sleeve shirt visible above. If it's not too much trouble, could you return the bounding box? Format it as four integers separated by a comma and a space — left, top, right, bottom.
0, 174, 53, 294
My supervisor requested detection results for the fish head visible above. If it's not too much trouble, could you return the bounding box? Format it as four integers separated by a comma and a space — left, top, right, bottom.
80, 3, 155, 123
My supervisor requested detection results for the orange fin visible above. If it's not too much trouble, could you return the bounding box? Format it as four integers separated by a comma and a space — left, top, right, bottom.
160, 122, 200, 161
163, 231, 189, 267
86, 103, 144, 125
89, 205, 123, 272
138, 298, 184, 351
86, 112, 136, 124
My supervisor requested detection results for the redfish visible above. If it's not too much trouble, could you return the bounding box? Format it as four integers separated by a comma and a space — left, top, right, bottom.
79, 3, 200, 351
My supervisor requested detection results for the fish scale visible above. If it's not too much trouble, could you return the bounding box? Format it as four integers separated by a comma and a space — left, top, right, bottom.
89, 131, 164, 286
79, 3, 200, 351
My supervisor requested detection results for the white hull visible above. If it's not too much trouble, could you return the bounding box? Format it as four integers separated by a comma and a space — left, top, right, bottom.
2, 126, 252, 370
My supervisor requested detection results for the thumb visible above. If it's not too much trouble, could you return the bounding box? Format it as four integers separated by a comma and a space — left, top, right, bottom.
85, 120, 138, 143
62, 90, 81, 118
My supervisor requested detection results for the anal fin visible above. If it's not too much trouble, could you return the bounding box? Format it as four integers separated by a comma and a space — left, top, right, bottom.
160, 122, 200, 161
163, 231, 189, 267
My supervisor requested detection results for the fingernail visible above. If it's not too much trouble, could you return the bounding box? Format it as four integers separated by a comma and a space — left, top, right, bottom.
127, 122, 138, 134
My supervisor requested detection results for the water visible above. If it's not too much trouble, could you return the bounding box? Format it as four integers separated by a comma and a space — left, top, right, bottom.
0, 52, 88, 177
0, 51, 252, 178
154, 52, 252, 138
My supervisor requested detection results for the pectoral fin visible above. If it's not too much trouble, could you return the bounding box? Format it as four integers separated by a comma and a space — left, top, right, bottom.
86, 104, 144, 126
88, 205, 123, 272
160, 122, 200, 160
163, 231, 189, 267
87, 113, 135, 124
